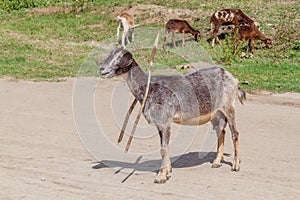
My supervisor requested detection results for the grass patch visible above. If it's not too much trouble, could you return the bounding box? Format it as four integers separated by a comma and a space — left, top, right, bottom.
228, 61, 300, 93
0, 0, 299, 92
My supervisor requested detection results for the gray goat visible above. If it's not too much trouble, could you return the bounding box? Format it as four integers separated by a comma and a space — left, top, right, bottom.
99, 48, 246, 184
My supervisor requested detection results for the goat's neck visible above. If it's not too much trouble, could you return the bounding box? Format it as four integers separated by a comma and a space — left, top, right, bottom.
187, 25, 197, 35
256, 32, 267, 41
125, 61, 148, 102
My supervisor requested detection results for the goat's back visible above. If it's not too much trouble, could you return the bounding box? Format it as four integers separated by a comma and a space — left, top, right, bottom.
118, 12, 134, 26
147, 67, 238, 119
165, 19, 192, 32
238, 23, 263, 39
210, 9, 254, 25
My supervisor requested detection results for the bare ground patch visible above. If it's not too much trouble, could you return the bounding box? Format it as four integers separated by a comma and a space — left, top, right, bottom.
109, 4, 210, 27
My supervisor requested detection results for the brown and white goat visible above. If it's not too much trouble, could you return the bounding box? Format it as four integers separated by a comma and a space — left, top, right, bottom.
233, 24, 272, 54
116, 13, 138, 48
100, 48, 246, 184
163, 19, 200, 48
210, 9, 255, 47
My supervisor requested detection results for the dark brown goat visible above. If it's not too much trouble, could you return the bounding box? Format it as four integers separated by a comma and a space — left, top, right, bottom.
210, 9, 255, 47
163, 19, 200, 48
100, 48, 246, 184
233, 24, 272, 54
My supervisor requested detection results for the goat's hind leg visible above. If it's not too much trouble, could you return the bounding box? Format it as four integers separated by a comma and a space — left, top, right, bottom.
154, 124, 172, 184
226, 106, 241, 171
121, 28, 129, 48
211, 111, 227, 168
131, 28, 135, 43
126, 29, 130, 45
116, 21, 121, 46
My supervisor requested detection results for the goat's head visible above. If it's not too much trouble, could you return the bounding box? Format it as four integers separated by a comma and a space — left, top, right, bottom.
194, 31, 201, 42
99, 48, 134, 78
265, 38, 272, 48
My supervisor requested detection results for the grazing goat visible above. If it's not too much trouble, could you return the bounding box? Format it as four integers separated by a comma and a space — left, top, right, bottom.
163, 19, 200, 48
100, 48, 246, 184
210, 9, 255, 47
233, 24, 272, 54
116, 13, 138, 48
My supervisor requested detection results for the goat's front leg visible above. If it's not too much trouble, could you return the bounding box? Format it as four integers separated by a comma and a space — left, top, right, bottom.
232, 26, 238, 41
154, 125, 172, 184
211, 111, 227, 168
233, 39, 239, 55
212, 130, 225, 168
172, 31, 176, 48
211, 24, 220, 47
247, 39, 251, 53
182, 31, 185, 47
250, 39, 255, 54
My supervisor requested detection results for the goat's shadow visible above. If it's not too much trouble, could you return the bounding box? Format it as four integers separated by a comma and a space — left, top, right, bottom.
206, 33, 232, 44
164, 38, 195, 48
92, 151, 232, 173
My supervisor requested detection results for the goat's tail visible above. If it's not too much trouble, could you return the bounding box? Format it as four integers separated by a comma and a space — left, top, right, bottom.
129, 24, 139, 28
237, 86, 246, 105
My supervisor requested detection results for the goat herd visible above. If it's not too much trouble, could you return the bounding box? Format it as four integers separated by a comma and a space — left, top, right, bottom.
117, 8, 272, 55
99, 8, 268, 184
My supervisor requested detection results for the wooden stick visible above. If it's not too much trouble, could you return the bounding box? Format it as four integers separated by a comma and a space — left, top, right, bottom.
117, 98, 138, 143
125, 31, 160, 152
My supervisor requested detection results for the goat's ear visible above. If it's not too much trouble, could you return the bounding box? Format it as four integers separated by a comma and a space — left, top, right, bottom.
117, 52, 133, 68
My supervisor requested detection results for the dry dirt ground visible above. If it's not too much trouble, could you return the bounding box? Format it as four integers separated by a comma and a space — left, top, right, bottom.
0, 78, 299, 200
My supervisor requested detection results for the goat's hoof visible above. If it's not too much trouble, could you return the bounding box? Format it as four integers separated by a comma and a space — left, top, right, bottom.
211, 163, 222, 168
231, 160, 240, 172
231, 166, 240, 172
154, 175, 168, 184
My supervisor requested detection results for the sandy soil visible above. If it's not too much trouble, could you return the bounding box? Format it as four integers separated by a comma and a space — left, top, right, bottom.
0, 78, 299, 200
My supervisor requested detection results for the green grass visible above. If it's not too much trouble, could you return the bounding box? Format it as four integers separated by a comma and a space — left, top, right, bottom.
228, 61, 300, 93
0, 0, 299, 92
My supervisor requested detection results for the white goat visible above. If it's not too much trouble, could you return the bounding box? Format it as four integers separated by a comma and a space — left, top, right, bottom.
116, 13, 138, 48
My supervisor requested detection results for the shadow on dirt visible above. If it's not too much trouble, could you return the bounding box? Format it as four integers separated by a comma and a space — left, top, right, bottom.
92, 151, 232, 173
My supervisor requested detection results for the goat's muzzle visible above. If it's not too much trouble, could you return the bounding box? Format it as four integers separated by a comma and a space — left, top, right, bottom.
195, 32, 200, 42
265, 38, 272, 49
99, 64, 113, 78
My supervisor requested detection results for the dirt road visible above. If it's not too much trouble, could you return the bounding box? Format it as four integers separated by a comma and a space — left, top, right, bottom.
0, 78, 299, 199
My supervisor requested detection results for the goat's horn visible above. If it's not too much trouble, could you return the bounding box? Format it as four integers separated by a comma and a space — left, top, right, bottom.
125, 31, 160, 152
